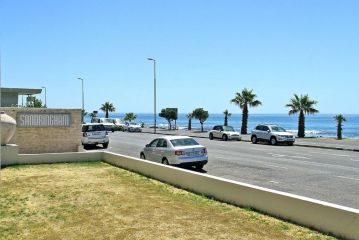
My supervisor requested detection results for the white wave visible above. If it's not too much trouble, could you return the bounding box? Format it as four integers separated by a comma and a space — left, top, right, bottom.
287, 129, 325, 135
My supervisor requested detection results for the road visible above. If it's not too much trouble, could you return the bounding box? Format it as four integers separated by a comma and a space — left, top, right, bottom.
103, 131, 359, 209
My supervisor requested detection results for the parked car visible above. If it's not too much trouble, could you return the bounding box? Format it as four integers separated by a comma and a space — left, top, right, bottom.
251, 124, 295, 145
209, 125, 241, 141
140, 136, 208, 169
81, 123, 109, 149
125, 122, 142, 132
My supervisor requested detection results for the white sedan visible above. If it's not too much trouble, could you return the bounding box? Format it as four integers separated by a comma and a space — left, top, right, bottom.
140, 136, 208, 169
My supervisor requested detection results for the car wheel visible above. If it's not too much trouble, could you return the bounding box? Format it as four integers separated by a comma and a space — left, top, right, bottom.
209, 133, 214, 140
140, 153, 146, 159
162, 158, 169, 165
222, 134, 228, 141
103, 142, 109, 149
251, 135, 258, 144
195, 164, 204, 170
270, 137, 277, 145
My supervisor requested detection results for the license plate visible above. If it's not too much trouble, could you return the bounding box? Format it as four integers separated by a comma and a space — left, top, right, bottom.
187, 151, 199, 156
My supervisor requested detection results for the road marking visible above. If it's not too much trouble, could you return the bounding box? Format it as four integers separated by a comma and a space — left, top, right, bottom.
269, 180, 280, 184
331, 154, 350, 157
270, 153, 311, 160
291, 156, 311, 159
264, 164, 288, 169
336, 176, 359, 181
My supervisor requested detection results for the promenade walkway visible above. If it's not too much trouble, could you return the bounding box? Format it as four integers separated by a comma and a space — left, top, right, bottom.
141, 128, 359, 152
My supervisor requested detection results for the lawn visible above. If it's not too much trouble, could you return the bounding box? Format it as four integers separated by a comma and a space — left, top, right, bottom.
0, 162, 336, 240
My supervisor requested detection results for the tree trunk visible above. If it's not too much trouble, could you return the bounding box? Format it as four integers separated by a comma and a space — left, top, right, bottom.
241, 105, 248, 134
188, 118, 192, 130
298, 110, 305, 138
105, 111, 109, 118
337, 121, 342, 140
168, 119, 171, 130
224, 116, 228, 126
201, 122, 204, 132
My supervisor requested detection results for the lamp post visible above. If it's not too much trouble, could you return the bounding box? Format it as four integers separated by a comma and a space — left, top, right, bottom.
147, 58, 157, 133
77, 77, 85, 123
41, 86, 47, 107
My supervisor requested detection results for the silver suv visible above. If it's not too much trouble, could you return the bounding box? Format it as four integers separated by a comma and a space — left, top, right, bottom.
251, 124, 295, 146
82, 123, 109, 149
209, 125, 241, 141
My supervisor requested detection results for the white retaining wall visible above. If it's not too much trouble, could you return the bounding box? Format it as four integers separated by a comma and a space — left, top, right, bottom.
102, 152, 359, 240
1, 150, 358, 239
1, 151, 102, 167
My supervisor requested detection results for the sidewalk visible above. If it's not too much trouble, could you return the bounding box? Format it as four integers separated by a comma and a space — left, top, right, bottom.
141, 128, 359, 152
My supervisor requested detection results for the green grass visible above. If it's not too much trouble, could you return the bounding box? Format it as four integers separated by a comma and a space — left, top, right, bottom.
0, 162, 337, 240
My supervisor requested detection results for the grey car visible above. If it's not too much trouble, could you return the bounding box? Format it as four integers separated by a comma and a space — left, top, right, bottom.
140, 136, 208, 169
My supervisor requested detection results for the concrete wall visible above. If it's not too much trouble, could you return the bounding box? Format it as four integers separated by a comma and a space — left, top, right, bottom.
1, 150, 102, 167
102, 152, 359, 240
0, 144, 19, 166
0, 107, 82, 153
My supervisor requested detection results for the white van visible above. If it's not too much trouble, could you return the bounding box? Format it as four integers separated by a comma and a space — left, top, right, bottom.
91, 117, 125, 132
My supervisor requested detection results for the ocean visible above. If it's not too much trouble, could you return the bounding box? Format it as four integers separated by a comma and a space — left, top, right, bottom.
84, 113, 359, 139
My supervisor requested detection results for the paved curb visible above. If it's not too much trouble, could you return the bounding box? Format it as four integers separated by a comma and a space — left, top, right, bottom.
141, 130, 359, 152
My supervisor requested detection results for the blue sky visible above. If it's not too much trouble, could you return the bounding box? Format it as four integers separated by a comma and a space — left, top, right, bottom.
1, 0, 358, 114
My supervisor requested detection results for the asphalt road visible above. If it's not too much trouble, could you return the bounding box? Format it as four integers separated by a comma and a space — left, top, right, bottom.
103, 131, 359, 209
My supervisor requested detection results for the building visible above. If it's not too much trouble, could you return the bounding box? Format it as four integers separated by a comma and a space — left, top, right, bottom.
0, 87, 42, 107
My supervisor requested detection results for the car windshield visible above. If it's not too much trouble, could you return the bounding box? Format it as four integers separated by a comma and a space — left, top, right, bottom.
170, 138, 199, 147
223, 126, 235, 131
82, 125, 105, 132
271, 126, 286, 132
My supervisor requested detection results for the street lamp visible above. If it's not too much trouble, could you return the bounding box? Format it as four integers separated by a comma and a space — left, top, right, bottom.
147, 58, 157, 133
77, 77, 85, 123
41, 86, 47, 107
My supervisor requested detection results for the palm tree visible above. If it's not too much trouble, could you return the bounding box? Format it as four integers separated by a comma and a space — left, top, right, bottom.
124, 112, 137, 122
231, 88, 262, 134
223, 109, 231, 126
187, 113, 193, 131
100, 102, 116, 118
286, 94, 319, 138
334, 114, 346, 140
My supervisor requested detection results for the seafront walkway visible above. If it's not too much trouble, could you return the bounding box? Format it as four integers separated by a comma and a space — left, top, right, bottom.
141, 128, 359, 152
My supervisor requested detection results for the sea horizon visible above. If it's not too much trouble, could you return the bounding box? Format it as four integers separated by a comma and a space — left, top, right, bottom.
85, 113, 359, 139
